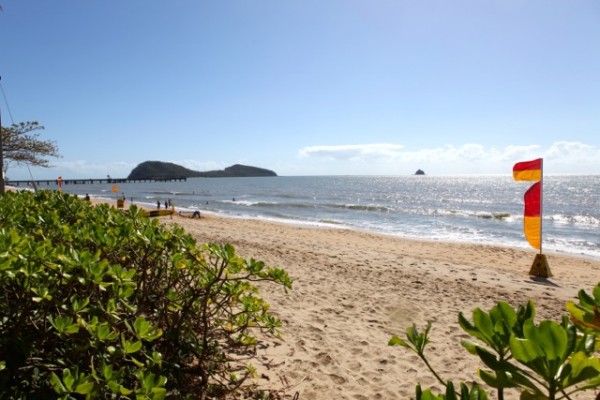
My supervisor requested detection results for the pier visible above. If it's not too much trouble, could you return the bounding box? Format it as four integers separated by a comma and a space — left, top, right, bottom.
6, 177, 187, 187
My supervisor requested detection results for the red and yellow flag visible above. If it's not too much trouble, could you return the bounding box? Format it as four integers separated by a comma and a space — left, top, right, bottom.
513, 158, 542, 181
523, 181, 541, 249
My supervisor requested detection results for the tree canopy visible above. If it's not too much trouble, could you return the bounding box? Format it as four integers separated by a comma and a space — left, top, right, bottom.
1, 121, 61, 172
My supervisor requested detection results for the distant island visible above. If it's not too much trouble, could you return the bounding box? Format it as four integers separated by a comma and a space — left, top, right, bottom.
415, 169, 426, 175
127, 161, 277, 180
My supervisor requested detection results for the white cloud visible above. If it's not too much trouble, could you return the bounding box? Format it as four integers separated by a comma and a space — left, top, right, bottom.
7, 141, 599, 180
296, 141, 600, 174
545, 141, 598, 160
298, 144, 404, 160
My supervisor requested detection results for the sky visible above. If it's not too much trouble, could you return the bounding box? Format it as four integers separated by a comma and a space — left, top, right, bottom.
1, 0, 599, 179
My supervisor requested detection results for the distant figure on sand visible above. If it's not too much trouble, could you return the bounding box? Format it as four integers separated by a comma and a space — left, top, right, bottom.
156, 200, 161, 209
84, 194, 90, 201
192, 210, 201, 219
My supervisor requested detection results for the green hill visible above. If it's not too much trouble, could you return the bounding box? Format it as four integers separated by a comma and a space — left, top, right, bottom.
127, 161, 277, 180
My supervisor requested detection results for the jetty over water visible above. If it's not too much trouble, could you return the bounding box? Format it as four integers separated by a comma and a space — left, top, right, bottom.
7, 177, 187, 187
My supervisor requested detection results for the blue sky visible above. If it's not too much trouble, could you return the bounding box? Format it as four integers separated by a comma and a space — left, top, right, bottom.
1, 0, 599, 179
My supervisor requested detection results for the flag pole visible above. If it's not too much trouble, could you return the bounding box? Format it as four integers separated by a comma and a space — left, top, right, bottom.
529, 157, 551, 277
539, 158, 543, 255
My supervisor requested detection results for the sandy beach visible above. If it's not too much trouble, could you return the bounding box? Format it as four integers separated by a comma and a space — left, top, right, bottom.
153, 211, 600, 399
9, 188, 600, 398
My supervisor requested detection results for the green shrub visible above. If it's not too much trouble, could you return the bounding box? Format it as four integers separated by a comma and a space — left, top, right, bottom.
0, 190, 291, 399
390, 288, 600, 400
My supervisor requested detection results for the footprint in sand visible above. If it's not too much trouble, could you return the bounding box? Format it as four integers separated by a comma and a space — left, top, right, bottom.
316, 352, 333, 366
329, 373, 346, 384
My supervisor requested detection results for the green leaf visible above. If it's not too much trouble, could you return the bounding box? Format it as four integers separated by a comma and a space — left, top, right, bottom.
62, 368, 75, 391
50, 372, 67, 394
531, 321, 568, 361
460, 340, 479, 355
509, 336, 543, 363
491, 302, 517, 330
388, 335, 408, 347
129, 355, 145, 368
151, 388, 167, 400
562, 351, 600, 387
133, 317, 162, 341
520, 391, 547, 400
134, 317, 151, 337
107, 380, 121, 394
444, 381, 457, 400
75, 381, 95, 394
119, 385, 133, 395
123, 339, 142, 354
472, 309, 495, 343
102, 364, 114, 380
460, 382, 489, 400
48, 315, 79, 335
479, 369, 515, 389
96, 323, 116, 341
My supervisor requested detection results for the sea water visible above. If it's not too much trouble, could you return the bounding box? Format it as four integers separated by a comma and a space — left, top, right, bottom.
59, 175, 600, 259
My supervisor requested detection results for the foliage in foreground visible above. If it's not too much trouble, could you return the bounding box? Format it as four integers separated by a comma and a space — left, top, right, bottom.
390, 285, 600, 400
0, 190, 292, 399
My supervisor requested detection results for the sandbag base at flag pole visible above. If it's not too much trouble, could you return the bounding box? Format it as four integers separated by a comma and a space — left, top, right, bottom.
529, 254, 551, 278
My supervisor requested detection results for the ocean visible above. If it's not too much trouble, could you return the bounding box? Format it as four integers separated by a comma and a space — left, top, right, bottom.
58, 175, 600, 259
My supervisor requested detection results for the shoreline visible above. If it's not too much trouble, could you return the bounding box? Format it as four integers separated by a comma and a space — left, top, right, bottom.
98, 193, 600, 262
10, 185, 599, 260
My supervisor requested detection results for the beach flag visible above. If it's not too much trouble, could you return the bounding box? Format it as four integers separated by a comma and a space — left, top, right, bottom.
513, 158, 542, 181
513, 158, 551, 277
523, 181, 541, 249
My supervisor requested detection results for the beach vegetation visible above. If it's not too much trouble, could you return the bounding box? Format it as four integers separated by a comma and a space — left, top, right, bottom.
0, 190, 291, 398
390, 294, 600, 400
0, 121, 61, 172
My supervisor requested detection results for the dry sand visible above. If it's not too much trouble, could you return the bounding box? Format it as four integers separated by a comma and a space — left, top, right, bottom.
155, 211, 600, 400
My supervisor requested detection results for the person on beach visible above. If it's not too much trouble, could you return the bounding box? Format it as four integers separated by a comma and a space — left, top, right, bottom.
192, 210, 201, 219
84, 194, 90, 201
156, 200, 161, 209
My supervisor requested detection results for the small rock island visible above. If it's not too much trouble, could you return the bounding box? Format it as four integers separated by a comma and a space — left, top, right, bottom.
415, 169, 426, 175
127, 161, 277, 180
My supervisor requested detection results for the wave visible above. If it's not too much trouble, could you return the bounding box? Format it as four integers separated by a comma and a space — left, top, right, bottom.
548, 214, 600, 226
254, 201, 395, 213
144, 190, 201, 196
224, 199, 520, 220
340, 204, 393, 212
475, 212, 512, 220
223, 200, 318, 209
